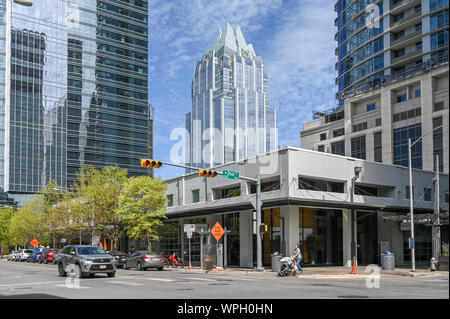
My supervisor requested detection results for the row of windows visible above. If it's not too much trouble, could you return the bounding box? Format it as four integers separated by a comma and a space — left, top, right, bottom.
98, 1, 148, 23
98, 14, 147, 36
67, 137, 148, 154
98, 29, 147, 49
431, 29, 449, 50
430, 9, 449, 31
339, 38, 383, 75
68, 95, 148, 115
393, 107, 421, 122
67, 122, 147, 140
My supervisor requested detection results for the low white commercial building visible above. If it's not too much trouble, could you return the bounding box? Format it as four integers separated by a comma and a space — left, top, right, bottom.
158, 147, 449, 268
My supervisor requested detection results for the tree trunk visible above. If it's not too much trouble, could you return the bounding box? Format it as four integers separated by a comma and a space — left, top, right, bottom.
147, 238, 152, 252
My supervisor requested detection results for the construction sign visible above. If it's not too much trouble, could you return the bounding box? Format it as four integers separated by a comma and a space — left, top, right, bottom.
211, 222, 225, 241
30, 238, 39, 247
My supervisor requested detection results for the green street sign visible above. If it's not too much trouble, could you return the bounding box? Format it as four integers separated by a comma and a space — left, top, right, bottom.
223, 170, 239, 180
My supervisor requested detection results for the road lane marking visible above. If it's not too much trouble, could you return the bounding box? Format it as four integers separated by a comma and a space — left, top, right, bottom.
107, 281, 144, 286
183, 277, 216, 282
142, 278, 175, 282
0, 280, 66, 287
54, 284, 91, 289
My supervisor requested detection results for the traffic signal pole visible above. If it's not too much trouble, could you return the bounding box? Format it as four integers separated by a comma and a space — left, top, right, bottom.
141, 159, 263, 271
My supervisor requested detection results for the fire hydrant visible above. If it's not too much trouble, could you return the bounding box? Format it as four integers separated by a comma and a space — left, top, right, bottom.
429, 257, 438, 272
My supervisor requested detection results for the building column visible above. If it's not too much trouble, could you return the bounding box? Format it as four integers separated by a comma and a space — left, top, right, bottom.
421, 75, 434, 171
342, 209, 352, 267
381, 86, 393, 164
281, 205, 299, 256
239, 210, 253, 267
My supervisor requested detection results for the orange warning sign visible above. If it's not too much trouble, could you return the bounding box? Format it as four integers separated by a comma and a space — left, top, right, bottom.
30, 238, 39, 247
211, 222, 225, 241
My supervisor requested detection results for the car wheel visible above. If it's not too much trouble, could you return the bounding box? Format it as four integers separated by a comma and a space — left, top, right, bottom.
107, 272, 116, 278
74, 264, 85, 279
57, 263, 67, 277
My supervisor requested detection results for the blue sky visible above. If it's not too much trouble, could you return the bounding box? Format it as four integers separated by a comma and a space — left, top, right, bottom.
148, 0, 338, 179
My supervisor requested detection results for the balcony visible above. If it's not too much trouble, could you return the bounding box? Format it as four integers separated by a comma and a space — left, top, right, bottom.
391, 30, 421, 48
391, 49, 422, 65
390, 11, 421, 30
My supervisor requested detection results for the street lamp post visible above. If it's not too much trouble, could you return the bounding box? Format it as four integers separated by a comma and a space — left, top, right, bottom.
408, 123, 447, 272
351, 166, 362, 266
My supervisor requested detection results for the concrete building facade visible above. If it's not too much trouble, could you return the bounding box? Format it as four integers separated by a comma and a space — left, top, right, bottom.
158, 147, 449, 268
301, 64, 448, 174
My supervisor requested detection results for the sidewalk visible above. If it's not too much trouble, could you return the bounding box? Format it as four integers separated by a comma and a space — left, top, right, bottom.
164, 265, 449, 279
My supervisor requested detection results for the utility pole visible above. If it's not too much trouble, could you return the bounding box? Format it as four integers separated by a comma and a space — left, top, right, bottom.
255, 176, 264, 271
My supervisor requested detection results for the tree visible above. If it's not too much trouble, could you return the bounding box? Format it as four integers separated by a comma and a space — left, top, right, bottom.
9, 196, 50, 247
72, 166, 128, 250
0, 207, 14, 252
38, 180, 64, 247
118, 176, 167, 251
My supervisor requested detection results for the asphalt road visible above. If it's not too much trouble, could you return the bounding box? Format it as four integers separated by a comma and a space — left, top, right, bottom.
0, 259, 448, 299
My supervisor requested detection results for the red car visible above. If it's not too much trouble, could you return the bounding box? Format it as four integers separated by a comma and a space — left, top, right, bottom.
40, 249, 59, 264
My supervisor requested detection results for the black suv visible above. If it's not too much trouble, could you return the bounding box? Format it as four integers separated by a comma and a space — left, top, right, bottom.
57, 245, 116, 278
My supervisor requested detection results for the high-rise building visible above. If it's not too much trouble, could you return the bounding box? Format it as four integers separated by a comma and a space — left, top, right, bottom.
301, 0, 449, 174
186, 23, 277, 169
0, 0, 152, 205
335, 0, 449, 105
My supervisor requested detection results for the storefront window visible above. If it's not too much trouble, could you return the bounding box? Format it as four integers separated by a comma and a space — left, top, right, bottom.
298, 208, 343, 265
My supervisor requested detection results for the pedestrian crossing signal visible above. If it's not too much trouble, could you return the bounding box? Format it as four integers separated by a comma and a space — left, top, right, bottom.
198, 169, 217, 177
140, 159, 162, 168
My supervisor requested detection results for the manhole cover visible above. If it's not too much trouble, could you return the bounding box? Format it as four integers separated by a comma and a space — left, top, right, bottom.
338, 295, 369, 299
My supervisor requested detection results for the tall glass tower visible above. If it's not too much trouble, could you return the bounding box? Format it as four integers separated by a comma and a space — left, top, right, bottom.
1, 0, 152, 205
186, 23, 277, 169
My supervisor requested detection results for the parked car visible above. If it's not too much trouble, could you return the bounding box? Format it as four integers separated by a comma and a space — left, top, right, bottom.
7, 250, 16, 261
28, 250, 42, 263
18, 249, 35, 262
106, 251, 128, 269
123, 251, 163, 271
40, 248, 59, 264
57, 245, 116, 278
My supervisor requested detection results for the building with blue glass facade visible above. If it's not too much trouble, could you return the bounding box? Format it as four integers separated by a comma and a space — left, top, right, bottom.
301, 0, 448, 176
185, 24, 277, 169
0, 0, 152, 206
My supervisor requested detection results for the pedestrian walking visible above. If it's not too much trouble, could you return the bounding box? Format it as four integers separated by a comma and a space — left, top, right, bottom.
291, 243, 303, 275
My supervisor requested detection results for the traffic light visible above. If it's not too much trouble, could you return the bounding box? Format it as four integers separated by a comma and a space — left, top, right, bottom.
140, 159, 162, 168
198, 169, 218, 177
259, 223, 268, 234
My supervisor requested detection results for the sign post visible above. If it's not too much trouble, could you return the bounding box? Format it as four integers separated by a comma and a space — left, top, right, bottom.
211, 222, 225, 269
184, 224, 195, 269
196, 224, 209, 269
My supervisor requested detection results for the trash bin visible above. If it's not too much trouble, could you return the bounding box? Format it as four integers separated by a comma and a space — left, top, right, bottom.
202, 244, 216, 270
271, 252, 282, 272
381, 251, 395, 271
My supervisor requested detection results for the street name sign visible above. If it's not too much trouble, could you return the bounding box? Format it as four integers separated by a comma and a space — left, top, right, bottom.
223, 170, 239, 180
211, 222, 225, 241
184, 224, 196, 233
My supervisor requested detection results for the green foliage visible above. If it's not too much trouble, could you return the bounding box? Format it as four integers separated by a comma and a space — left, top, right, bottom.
0, 207, 14, 246
118, 176, 168, 251
9, 196, 50, 247
72, 166, 128, 249
442, 243, 449, 257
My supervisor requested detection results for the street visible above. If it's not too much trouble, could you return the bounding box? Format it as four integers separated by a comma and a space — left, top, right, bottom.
0, 260, 448, 299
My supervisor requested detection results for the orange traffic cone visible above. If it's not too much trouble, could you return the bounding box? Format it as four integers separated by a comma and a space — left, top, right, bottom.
351, 260, 356, 274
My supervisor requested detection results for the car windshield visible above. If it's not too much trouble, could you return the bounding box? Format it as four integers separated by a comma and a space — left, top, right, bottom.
25, 250, 34, 254
77, 246, 107, 255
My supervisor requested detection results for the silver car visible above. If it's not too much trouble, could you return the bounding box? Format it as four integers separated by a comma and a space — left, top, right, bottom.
123, 251, 163, 271
18, 249, 34, 262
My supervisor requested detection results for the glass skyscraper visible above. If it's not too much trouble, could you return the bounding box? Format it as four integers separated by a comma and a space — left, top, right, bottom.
186, 23, 277, 169
1, 0, 151, 205
335, 0, 449, 104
